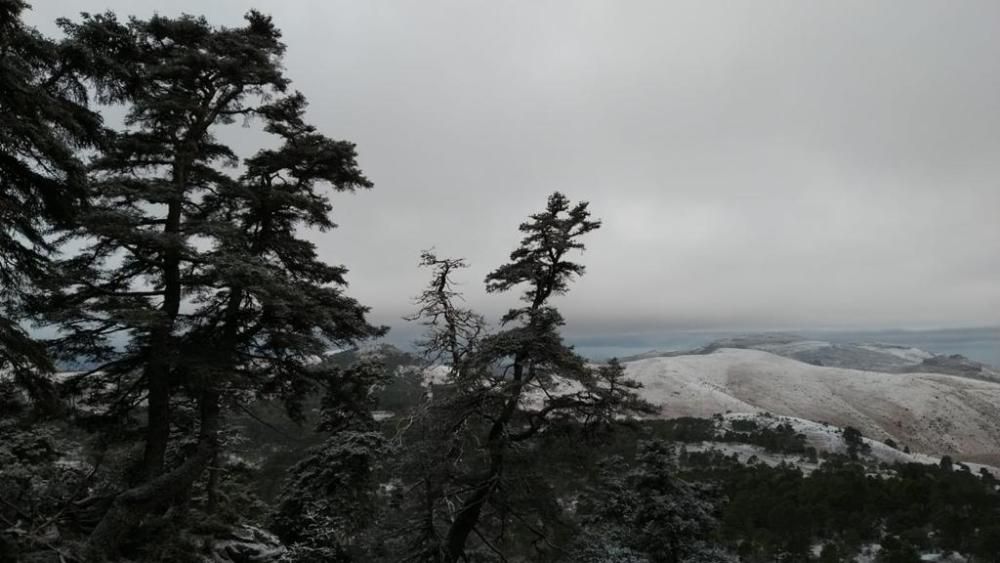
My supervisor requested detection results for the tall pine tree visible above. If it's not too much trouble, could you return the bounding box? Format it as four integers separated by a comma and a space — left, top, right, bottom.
40, 11, 382, 558
398, 193, 653, 562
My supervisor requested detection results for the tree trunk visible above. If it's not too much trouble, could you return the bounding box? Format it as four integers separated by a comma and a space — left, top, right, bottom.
442, 358, 526, 562
139, 165, 185, 479
443, 472, 500, 563
139, 326, 171, 480
84, 389, 219, 560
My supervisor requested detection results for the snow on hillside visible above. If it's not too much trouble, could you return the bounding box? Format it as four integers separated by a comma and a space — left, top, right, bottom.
715, 413, 999, 476
625, 348, 1000, 465
675, 334, 1000, 380
855, 343, 934, 364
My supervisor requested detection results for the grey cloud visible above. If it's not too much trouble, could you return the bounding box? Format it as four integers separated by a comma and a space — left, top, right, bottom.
27, 1, 1000, 347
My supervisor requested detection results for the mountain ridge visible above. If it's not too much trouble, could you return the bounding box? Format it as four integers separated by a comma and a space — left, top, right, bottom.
617, 333, 1000, 382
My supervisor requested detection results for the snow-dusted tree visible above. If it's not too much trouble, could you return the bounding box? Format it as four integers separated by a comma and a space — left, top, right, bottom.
441, 193, 653, 561
271, 360, 387, 563
573, 441, 733, 563
39, 11, 381, 559
49, 10, 293, 483
396, 193, 654, 562
179, 89, 382, 474
379, 251, 487, 561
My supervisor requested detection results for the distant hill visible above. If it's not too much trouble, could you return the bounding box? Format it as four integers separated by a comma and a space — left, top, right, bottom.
324, 337, 1000, 466
622, 347, 1000, 465
621, 333, 1000, 381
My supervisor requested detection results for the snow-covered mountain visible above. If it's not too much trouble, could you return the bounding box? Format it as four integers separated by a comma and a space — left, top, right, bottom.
624, 346, 1000, 465
624, 333, 1000, 381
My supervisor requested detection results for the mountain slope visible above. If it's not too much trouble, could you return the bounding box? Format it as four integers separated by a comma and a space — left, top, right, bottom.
625, 348, 1000, 465
709, 334, 1000, 380
625, 333, 1000, 381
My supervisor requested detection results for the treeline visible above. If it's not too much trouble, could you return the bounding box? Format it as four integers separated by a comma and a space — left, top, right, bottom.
690, 453, 1000, 562
503, 421, 1000, 563
640, 416, 812, 456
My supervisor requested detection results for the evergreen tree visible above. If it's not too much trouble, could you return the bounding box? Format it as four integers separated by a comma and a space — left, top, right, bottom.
441, 193, 652, 561
398, 193, 654, 562
271, 360, 387, 563
842, 426, 871, 459
0, 0, 102, 413
38, 11, 381, 558
573, 441, 731, 563
51, 9, 291, 483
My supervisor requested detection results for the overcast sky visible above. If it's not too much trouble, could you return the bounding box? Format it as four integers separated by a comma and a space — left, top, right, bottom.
26, 1, 1000, 347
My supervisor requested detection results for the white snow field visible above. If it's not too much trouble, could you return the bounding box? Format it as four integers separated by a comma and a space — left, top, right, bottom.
625, 348, 1000, 465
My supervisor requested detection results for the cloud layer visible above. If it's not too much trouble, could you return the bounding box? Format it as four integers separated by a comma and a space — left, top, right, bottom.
29, 1, 1000, 344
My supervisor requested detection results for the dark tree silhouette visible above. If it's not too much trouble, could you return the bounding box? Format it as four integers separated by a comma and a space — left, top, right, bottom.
441, 193, 653, 561
0, 0, 103, 414
37, 11, 381, 558
394, 193, 653, 562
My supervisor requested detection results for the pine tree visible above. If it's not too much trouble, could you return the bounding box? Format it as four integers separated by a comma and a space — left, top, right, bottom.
573, 441, 732, 563
270, 360, 388, 563
39, 11, 381, 558
184, 93, 385, 555
189, 91, 382, 418
399, 193, 654, 562
0, 0, 102, 414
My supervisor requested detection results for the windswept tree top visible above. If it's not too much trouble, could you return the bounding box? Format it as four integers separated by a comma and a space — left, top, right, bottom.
392, 192, 652, 562
486, 191, 601, 322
